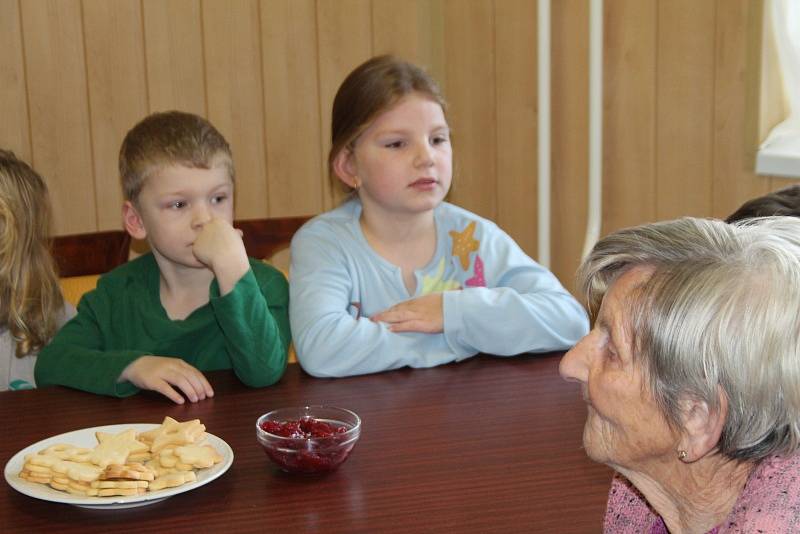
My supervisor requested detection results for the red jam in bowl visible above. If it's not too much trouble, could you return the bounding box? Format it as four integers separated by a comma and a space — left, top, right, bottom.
256, 408, 360, 474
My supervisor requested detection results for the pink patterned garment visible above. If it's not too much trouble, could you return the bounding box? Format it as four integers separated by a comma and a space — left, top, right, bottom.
603, 452, 800, 533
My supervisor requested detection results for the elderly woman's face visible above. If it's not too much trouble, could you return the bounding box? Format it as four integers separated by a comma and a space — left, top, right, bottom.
559, 267, 680, 470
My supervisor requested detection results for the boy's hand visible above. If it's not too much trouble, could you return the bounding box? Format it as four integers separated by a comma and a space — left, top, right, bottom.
192, 218, 250, 294
371, 293, 444, 333
119, 356, 214, 404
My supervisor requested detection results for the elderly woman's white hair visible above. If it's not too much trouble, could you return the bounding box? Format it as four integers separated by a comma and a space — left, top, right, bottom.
579, 216, 800, 461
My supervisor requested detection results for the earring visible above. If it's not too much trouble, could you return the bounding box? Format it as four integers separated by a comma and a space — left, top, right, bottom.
352, 177, 361, 191
677, 450, 688, 461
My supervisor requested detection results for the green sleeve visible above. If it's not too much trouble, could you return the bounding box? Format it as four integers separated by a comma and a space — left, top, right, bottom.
35, 288, 144, 398
208, 260, 290, 387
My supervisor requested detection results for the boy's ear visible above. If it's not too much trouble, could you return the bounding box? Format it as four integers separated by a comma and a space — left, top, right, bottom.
332, 148, 359, 189
122, 201, 147, 240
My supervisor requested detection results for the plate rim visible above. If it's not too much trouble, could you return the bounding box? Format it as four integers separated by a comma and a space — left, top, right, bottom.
3, 422, 233, 508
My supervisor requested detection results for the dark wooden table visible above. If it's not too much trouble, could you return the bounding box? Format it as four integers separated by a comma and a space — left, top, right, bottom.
1, 354, 612, 533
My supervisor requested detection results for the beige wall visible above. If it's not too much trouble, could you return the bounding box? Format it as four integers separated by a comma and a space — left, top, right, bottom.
0, 0, 789, 292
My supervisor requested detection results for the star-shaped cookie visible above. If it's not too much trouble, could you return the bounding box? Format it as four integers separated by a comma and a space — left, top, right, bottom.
90, 429, 148, 468
139, 416, 206, 453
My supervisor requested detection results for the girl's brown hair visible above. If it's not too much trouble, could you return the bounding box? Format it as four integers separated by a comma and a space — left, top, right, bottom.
328, 55, 447, 190
0, 150, 65, 357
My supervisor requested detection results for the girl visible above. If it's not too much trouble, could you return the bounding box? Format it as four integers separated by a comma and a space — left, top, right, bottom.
290, 55, 588, 377
0, 150, 75, 390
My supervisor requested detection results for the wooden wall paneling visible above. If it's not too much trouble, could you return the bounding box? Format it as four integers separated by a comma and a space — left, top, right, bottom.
655, 0, 716, 220
494, 0, 537, 260
260, 0, 323, 217
603, 0, 657, 234
21, 0, 95, 235
769, 177, 797, 193
711, 0, 769, 219
371, 0, 445, 82
443, 0, 496, 221
316, 0, 372, 209
142, 0, 206, 116
0, 0, 31, 161
202, 0, 268, 220
551, 0, 589, 293
83, 0, 148, 231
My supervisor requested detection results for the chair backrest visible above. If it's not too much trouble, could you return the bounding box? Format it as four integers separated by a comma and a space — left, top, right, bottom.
51, 216, 311, 277
235, 216, 310, 261
51, 229, 132, 277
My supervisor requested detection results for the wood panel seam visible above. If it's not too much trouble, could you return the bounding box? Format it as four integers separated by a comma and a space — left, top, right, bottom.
79, 0, 99, 231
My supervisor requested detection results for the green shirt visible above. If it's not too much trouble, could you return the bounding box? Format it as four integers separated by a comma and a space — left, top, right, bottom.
35, 253, 290, 397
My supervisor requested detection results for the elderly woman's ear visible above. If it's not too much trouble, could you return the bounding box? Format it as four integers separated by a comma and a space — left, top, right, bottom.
677, 387, 728, 463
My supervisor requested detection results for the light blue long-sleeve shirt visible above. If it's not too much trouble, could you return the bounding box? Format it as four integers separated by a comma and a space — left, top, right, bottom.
290, 199, 588, 377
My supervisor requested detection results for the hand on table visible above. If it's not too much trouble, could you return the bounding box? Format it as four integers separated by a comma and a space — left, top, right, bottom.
371, 293, 444, 334
119, 356, 214, 404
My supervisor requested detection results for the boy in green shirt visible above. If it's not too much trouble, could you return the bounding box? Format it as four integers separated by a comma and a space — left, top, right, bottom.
36, 111, 290, 403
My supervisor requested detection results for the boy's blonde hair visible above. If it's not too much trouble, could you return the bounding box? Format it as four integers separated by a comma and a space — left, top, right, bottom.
119, 111, 234, 204
0, 150, 65, 357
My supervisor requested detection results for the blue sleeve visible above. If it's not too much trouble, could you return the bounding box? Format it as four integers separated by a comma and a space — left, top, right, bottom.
442, 225, 589, 355
289, 224, 468, 378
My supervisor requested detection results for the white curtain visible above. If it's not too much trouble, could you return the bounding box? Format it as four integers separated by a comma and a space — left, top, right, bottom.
759, 0, 800, 172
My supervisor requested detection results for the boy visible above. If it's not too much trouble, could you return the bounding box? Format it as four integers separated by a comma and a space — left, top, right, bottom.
36, 111, 290, 403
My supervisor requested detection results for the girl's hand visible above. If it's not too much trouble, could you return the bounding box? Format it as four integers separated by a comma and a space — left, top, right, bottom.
371, 293, 444, 333
119, 356, 215, 404
192, 219, 249, 293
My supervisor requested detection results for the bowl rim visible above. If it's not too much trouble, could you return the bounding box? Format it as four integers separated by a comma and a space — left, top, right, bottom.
255, 405, 361, 441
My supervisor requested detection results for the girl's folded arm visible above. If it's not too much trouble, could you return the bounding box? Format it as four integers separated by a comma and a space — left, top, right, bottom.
290, 228, 468, 377
443, 232, 589, 356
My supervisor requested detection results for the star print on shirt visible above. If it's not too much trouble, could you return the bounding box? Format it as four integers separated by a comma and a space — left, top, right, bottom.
421, 257, 461, 294
449, 221, 479, 270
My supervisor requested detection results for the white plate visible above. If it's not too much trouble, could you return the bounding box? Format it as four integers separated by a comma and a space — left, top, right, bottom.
3, 423, 233, 509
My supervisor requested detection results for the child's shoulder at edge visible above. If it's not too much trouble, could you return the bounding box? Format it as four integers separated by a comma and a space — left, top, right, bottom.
293, 199, 359, 239
437, 202, 501, 233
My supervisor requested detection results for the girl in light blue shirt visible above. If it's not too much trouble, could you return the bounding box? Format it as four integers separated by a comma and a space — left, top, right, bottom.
290, 55, 588, 377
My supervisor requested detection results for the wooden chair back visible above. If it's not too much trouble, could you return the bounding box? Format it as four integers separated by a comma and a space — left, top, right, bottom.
235, 216, 310, 262
51, 216, 311, 277
51, 230, 131, 277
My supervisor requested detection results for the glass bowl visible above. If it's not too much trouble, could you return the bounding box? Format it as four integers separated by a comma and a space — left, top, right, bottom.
256, 406, 361, 474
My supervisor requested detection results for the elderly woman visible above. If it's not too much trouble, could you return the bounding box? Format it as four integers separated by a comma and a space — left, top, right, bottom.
560, 216, 800, 533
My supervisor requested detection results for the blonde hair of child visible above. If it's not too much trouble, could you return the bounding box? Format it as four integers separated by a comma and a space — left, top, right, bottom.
119, 110, 234, 205
0, 150, 64, 357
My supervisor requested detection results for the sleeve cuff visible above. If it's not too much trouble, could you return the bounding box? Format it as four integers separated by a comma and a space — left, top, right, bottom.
442, 291, 473, 359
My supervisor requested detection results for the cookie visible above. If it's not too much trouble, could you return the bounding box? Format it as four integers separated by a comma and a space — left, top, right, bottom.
174, 444, 223, 469
140, 417, 206, 453
144, 458, 178, 477
50, 459, 103, 483
91, 480, 148, 489
100, 462, 155, 481
87, 486, 147, 497
41, 444, 92, 463
148, 470, 196, 491
90, 429, 148, 468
